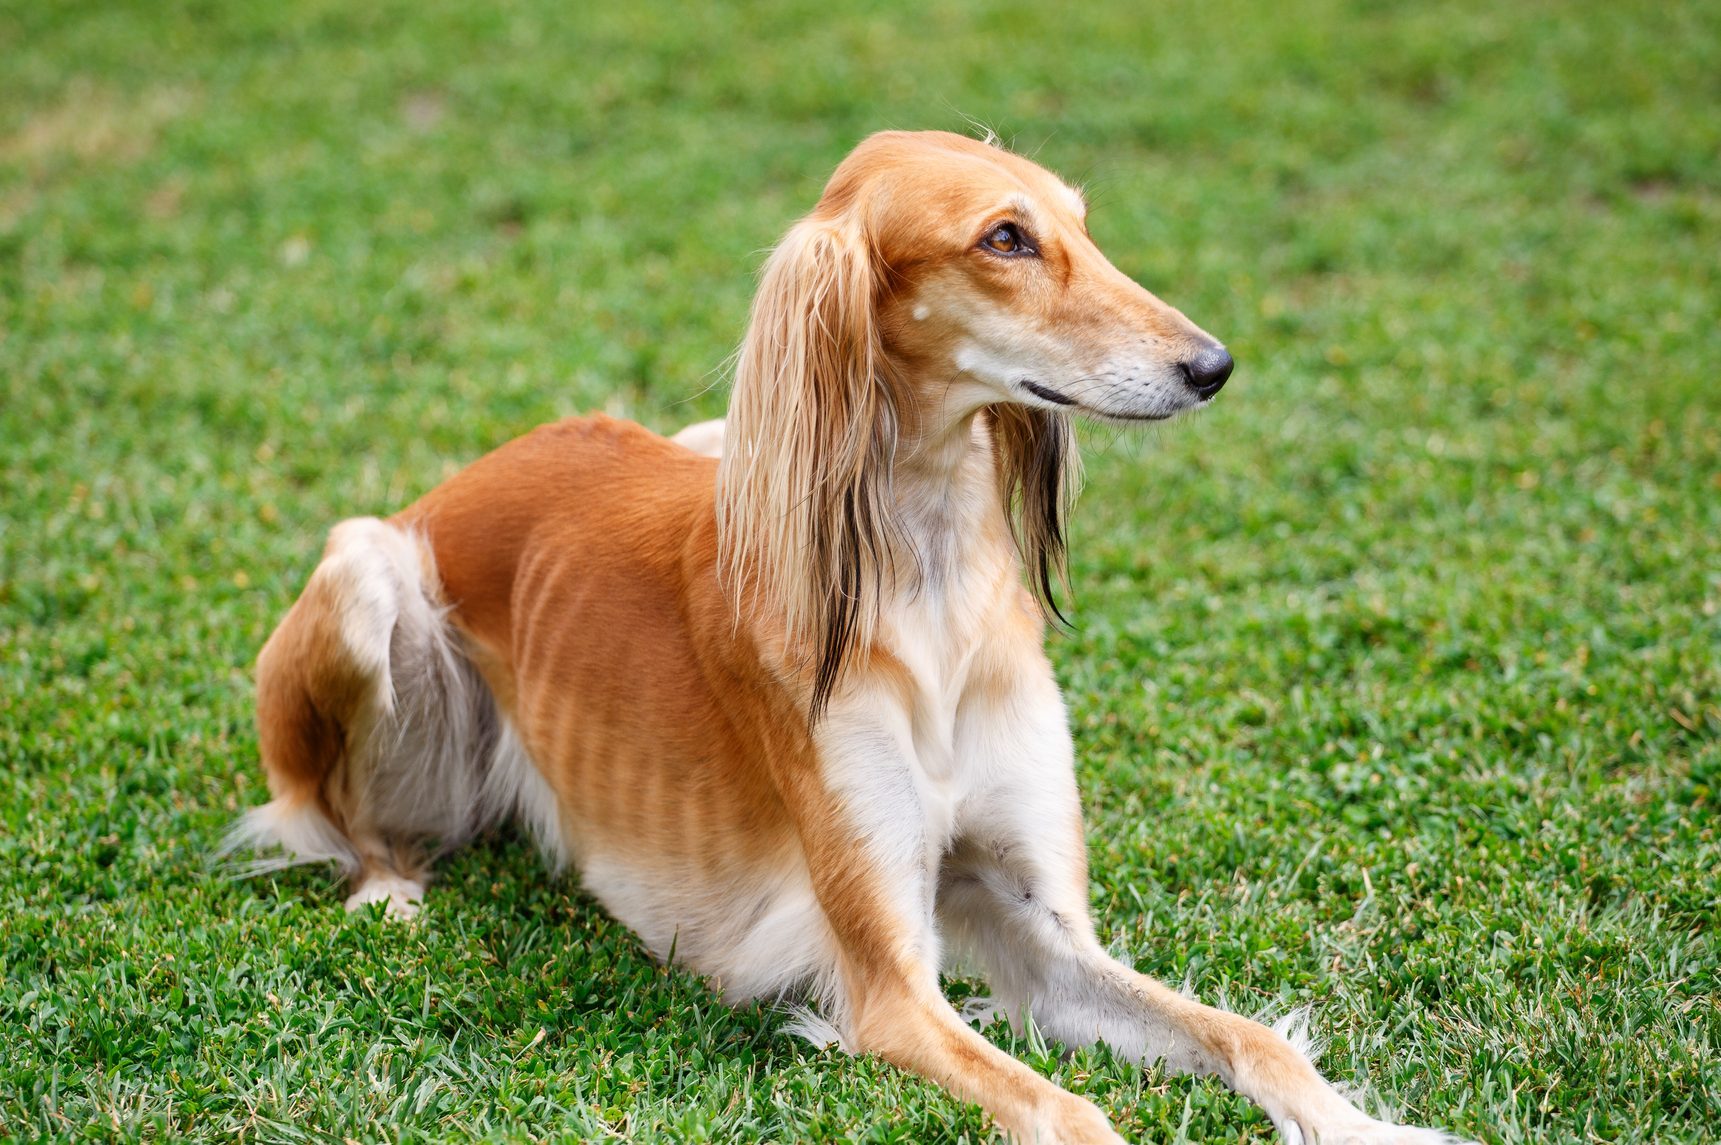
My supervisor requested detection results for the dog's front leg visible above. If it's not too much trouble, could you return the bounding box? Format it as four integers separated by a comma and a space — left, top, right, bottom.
799, 704, 1124, 1145
940, 681, 1465, 1145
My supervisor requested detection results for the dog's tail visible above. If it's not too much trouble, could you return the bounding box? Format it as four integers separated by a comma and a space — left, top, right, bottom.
221, 516, 552, 915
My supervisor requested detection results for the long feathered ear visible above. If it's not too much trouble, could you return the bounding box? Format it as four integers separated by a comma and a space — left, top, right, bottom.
986, 404, 1080, 625
716, 216, 900, 720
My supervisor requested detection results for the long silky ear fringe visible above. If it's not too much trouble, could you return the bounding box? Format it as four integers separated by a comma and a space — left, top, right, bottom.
717, 216, 1084, 719
987, 405, 1080, 626
716, 216, 902, 721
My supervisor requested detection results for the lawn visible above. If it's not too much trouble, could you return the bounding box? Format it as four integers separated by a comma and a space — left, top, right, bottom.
2, 0, 1717, 1141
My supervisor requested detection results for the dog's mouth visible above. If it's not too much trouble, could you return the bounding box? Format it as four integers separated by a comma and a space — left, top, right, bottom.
1082, 407, 1178, 423
1017, 378, 1180, 423
1019, 379, 1079, 407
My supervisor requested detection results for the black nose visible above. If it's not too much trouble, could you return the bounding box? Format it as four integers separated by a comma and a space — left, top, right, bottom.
1179, 347, 1234, 399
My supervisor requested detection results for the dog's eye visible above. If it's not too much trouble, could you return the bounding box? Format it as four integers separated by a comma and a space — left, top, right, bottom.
981, 223, 1033, 256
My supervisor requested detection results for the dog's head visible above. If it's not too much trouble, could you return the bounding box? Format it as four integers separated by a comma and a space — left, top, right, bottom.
786, 130, 1231, 427
721, 131, 1230, 714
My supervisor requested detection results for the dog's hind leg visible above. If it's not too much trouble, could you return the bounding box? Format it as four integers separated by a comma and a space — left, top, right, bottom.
226, 517, 498, 918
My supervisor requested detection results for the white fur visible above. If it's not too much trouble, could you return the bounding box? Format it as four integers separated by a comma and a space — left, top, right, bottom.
344, 872, 426, 919
578, 849, 841, 1010
669, 417, 726, 459
219, 796, 360, 876
815, 697, 945, 975
781, 1003, 851, 1052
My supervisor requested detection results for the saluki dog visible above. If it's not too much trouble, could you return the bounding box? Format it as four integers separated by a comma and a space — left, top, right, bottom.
230, 131, 1459, 1143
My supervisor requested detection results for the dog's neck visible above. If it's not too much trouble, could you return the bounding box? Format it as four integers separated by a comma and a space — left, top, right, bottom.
887, 406, 1017, 608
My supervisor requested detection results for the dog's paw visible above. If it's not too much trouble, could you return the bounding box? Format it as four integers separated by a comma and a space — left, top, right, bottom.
344, 873, 425, 919
1277, 1113, 1472, 1145
958, 995, 1009, 1028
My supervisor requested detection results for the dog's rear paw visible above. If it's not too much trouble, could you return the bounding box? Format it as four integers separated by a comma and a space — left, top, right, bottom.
344, 873, 425, 919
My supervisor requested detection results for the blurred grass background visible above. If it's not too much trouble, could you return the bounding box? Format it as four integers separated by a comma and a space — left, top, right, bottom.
2, 0, 1717, 1141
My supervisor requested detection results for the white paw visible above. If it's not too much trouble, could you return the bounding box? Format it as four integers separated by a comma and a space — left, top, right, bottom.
344, 874, 425, 919
958, 995, 1008, 1027
1279, 1115, 1471, 1145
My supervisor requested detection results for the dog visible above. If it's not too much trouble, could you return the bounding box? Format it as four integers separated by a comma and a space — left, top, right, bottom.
228, 131, 1458, 1144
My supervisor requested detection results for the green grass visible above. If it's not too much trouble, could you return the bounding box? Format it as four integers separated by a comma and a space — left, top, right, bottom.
2, 0, 1717, 1140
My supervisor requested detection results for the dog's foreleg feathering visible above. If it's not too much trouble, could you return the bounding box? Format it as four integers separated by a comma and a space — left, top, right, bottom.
932, 647, 1464, 1145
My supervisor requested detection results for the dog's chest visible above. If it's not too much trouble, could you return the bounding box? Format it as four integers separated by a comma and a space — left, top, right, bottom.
876, 562, 1022, 816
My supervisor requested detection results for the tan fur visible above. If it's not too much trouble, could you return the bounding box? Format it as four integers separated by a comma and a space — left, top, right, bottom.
236, 132, 1460, 1144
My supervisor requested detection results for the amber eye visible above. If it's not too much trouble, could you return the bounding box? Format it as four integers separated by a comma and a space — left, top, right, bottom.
981, 222, 1034, 256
